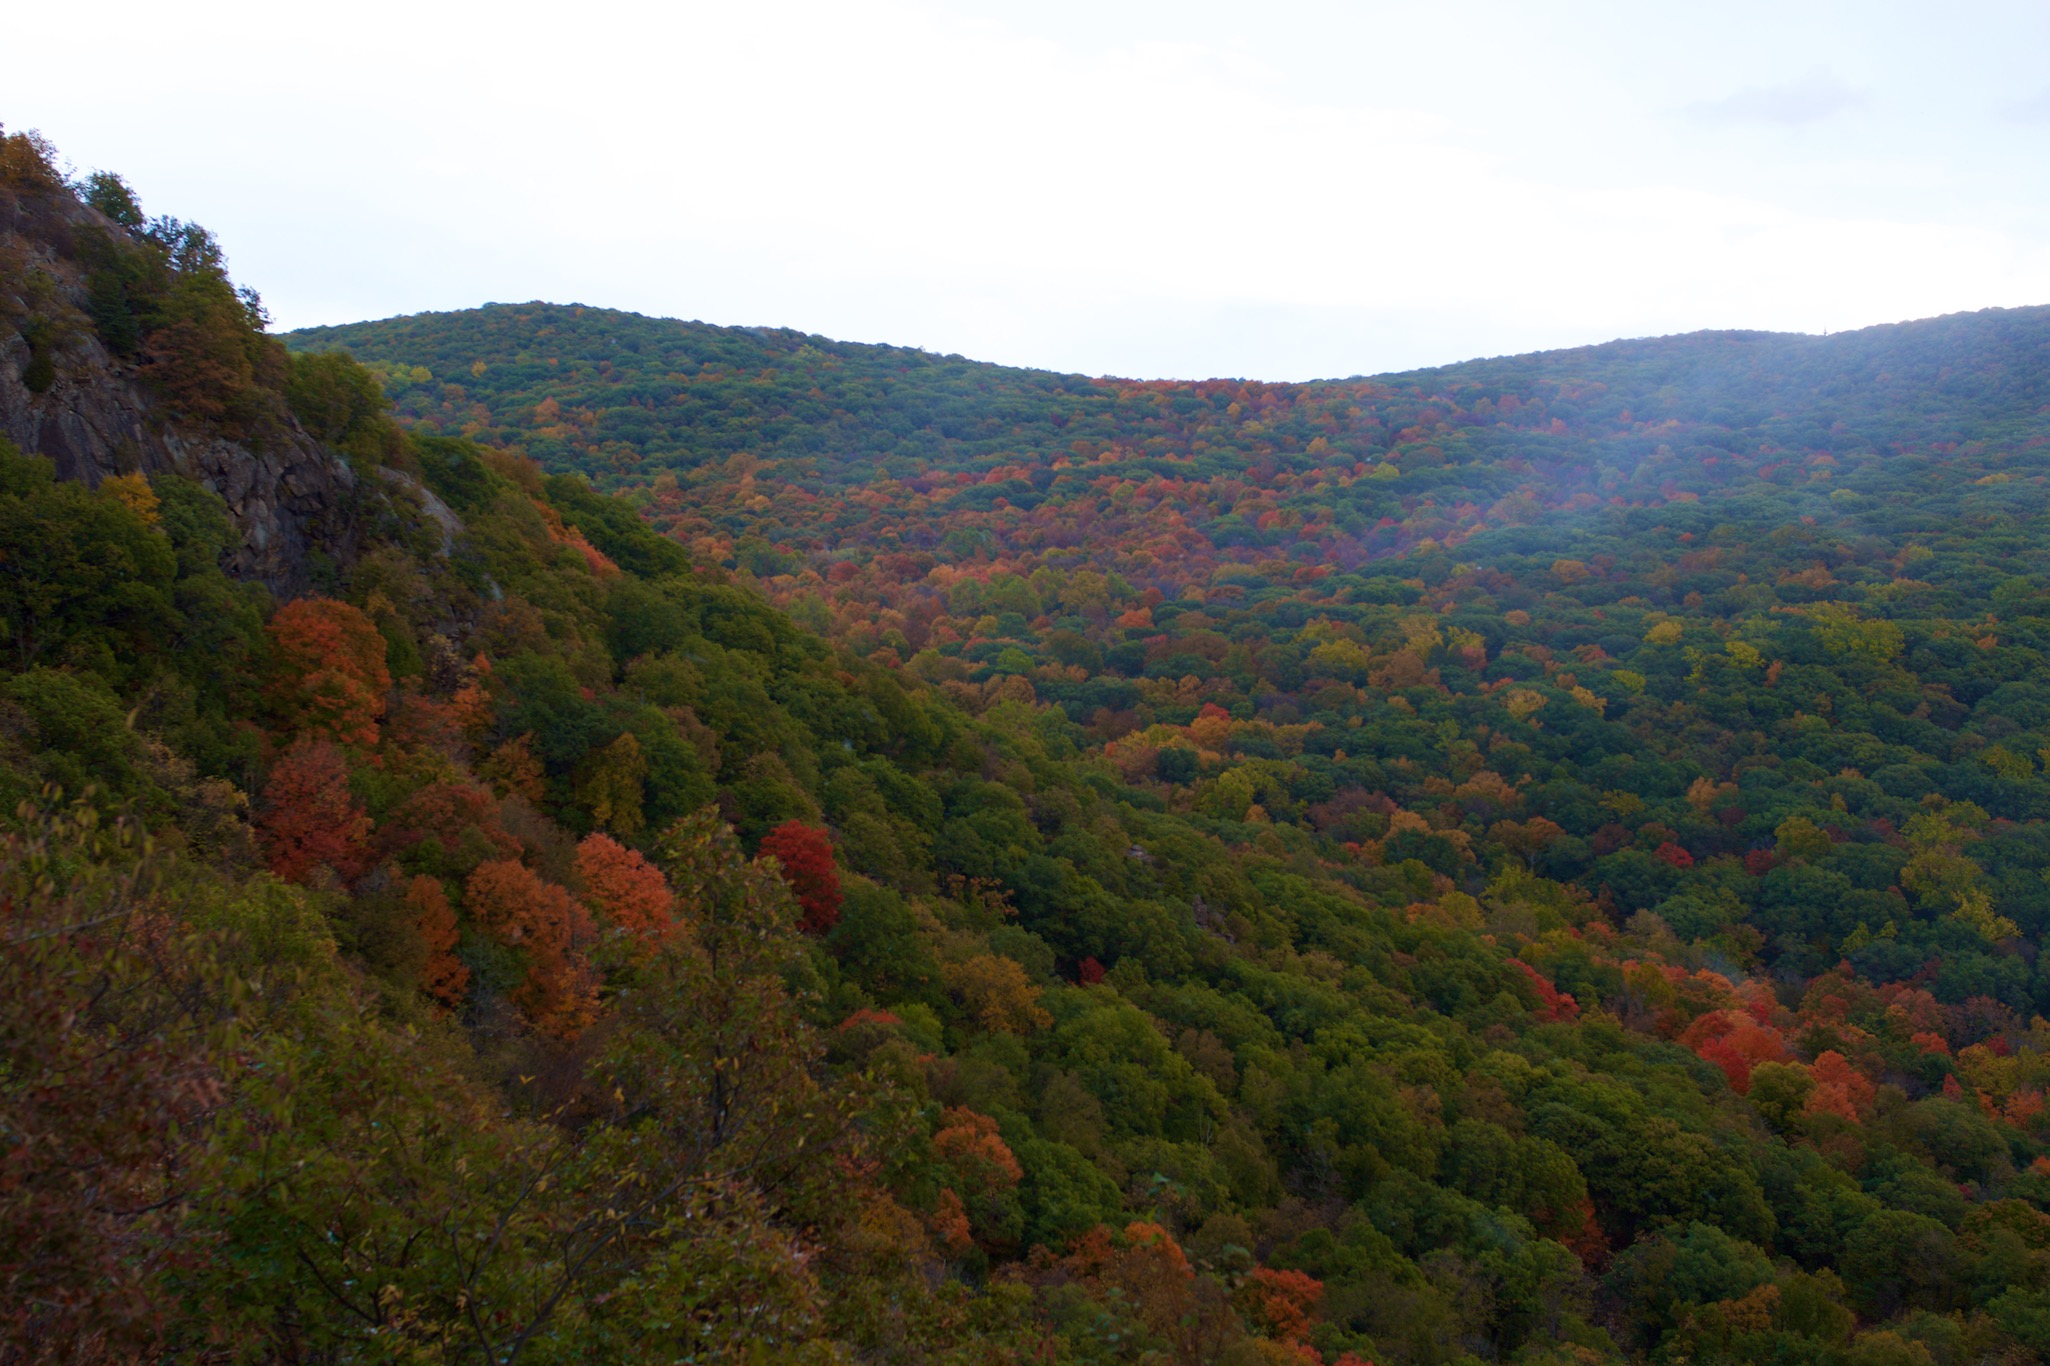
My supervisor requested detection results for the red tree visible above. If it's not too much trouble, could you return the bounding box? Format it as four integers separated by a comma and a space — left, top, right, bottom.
464, 859, 596, 1038
1807, 1049, 1877, 1122
1240, 1266, 1324, 1346
1512, 959, 1579, 1022
406, 875, 468, 1009
931, 1106, 1023, 1187
264, 597, 391, 748
377, 780, 520, 874
758, 821, 841, 933
575, 833, 675, 946
257, 738, 370, 883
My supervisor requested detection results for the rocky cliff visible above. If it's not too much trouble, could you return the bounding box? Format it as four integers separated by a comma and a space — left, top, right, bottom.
1, 157, 359, 596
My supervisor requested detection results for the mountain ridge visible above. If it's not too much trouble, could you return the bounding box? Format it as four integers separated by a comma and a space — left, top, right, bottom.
291, 297, 2050, 389
286, 298, 2050, 496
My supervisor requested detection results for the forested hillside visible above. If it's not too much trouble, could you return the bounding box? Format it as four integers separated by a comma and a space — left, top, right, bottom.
7, 116, 2050, 1365
293, 302, 2050, 1022
286, 301, 2050, 1361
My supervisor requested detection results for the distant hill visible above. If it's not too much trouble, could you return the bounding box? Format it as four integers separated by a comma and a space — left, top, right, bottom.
287, 301, 2050, 483
285, 301, 2050, 592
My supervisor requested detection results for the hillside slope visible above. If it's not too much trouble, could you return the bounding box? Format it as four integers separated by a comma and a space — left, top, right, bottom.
9, 120, 2050, 1363
290, 302, 2050, 980
286, 298, 2050, 1356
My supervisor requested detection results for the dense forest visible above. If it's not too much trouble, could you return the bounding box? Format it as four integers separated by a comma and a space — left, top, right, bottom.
291, 303, 2050, 1004
8, 117, 2050, 1365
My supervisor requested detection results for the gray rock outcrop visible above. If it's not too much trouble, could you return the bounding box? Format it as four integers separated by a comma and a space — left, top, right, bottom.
1, 189, 360, 596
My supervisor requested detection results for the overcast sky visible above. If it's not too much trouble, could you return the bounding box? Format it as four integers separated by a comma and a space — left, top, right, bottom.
14, 0, 2050, 379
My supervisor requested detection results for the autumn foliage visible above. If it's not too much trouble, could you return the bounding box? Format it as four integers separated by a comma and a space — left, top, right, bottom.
464, 858, 596, 1037
931, 1106, 1023, 1188
1512, 959, 1579, 1022
930, 1106, 1023, 1248
941, 952, 1051, 1033
23, 125, 2050, 1361
257, 737, 370, 882
758, 820, 841, 933
1807, 1048, 1877, 1122
378, 780, 520, 872
576, 832, 675, 946
1679, 1005, 1789, 1093
264, 597, 391, 748
1240, 1266, 1325, 1346
407, 874, 469, 1008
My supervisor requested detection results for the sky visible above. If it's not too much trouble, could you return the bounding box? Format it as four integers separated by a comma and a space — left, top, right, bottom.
14, 0, 2050, 380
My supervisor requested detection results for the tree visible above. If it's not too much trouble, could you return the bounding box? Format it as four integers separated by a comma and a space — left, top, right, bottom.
257, 738, 370, 883
81, 170, 145, 227
932, 1107, 1023, 1188
0, 441, 179, 672
285, 349, 401, 465
264, 597, 391, 749
941, 952, 1050, 1033
1748, 1062, 1815, 1132
0, 802, 225, 1360
1055, 1221, 1242, 1364
1840, 1211, 1962, 1317
1492, 816, 1565, 867
576, 833, 675, 947
1512, 959, 1579, 1022
577, 732, 648, 837
758, 820, 842, 933
463, 859, 596, 1038
1240, 1266, 1324, 1348
378, 780, 520, 879
931, 1107, 1025, 1247
406, 875, 468, 1009
96, 473, 160, 526
481, 732, 547, 803
608, 808, 866, 1210
1807, 1051, 1876, 1123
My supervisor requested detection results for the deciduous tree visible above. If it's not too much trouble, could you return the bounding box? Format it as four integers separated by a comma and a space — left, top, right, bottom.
406, 875, 467, 1009
264, 597, 391, 748
759, 820, 841, 933
257, 737, 370, 883
463, 859, 596, 1037
576, 832, 674, 947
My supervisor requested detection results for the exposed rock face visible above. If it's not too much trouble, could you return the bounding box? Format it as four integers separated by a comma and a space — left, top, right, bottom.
1, 190, 359, 596
0, 337, 360, 592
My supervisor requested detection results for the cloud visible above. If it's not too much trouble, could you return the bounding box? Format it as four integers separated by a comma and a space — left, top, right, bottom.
1684, 67, 1867, 127
1996, 88, 2050, 124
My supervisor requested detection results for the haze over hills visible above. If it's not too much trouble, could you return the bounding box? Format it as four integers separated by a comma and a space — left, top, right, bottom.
16, 117, 2050, 1363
